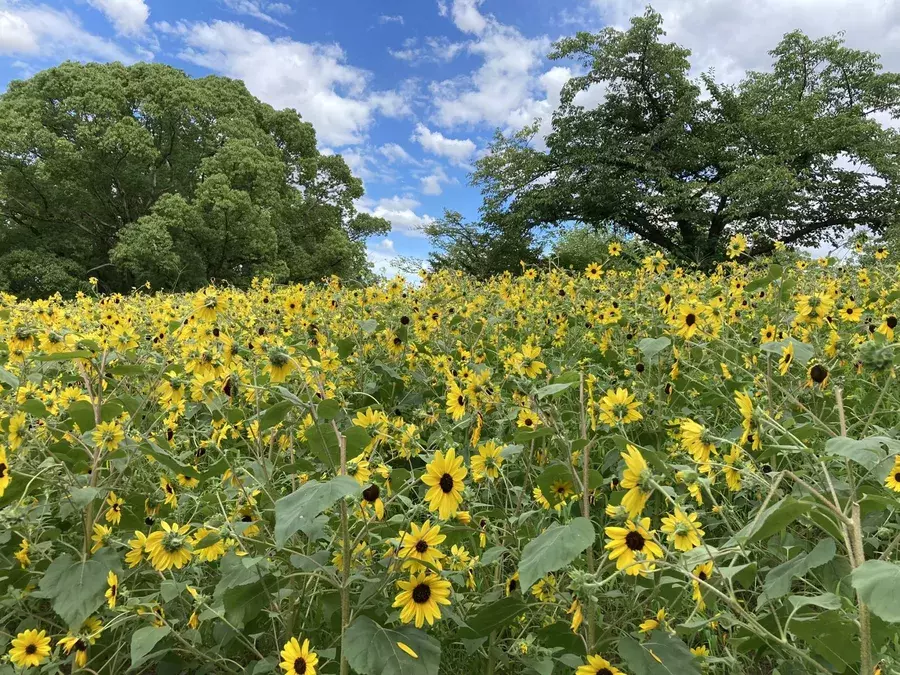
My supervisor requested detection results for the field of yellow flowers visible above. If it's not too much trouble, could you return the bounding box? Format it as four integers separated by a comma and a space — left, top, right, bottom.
1, 250, 899, 675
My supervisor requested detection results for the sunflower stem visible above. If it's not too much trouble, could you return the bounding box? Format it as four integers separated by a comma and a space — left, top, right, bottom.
333, 419, 351, 675
579, 374, 597, 651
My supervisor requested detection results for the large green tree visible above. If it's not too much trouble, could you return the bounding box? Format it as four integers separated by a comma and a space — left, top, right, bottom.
473, 9, 900, 266
0, 61, 387, 298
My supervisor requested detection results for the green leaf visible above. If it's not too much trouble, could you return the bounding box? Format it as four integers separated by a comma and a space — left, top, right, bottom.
35, 550, 120, 628
535, 382, 575, 399
460, 596, 527, 638
760, 338, 814, 366
518, 517, 595, 590
258, 400, 293, 431
726, 496, 812, 546
307, 423, 341, 469
68, 486, 101, 508
317, 399, 341, 420
617, 631, 700, 675
0, 366, 19, 388
130, 625, 170, 668
637, 337, 671, 360
788, 593, 841, 612
851, 560, 900, 623
68, 400, 97, 433
343, 616, 440, 675
825, 436, 900, 471
536, 463, 575, 507
274, 477, 360, 548
33, 350, 93, 361
759, 538, 836, 605
359, 319, 378, 334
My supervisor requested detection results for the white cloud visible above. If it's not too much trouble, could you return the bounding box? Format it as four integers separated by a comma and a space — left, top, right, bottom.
389, 36, 464, 64
360, 195, 434, 236
0, 3, 133, 60
379, 15, 404, 25
175, 21, 409, 146
86, 0, 149, 36
378, 143, 417, 164
431, 2, 552, 129
221, 0, 289, 28
419, 165, 454, 195
592, 1, 900, 82
412, 123, 476, 164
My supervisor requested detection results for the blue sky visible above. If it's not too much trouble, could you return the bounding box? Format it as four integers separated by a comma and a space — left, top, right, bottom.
2, 0, 899, 274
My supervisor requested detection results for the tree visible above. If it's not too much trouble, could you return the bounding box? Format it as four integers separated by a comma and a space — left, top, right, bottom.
423, 210, 542, 279
0, 61, 387, 298
472, 9, 900, 266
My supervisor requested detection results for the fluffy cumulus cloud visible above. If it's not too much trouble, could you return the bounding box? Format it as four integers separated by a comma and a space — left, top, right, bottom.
0, 2, 133, 60
592, 0, 900, 81
86, 0, 149, 36
411, 123, 476, 165
174, 21, 409, 146
359, 195, 434, 236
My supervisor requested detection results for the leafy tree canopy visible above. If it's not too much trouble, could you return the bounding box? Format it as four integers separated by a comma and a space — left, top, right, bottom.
0, 61, 388, 298
472, 8, 900, 267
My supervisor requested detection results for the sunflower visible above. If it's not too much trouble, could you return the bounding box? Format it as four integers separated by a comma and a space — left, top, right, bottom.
778, 341, 794, 376
346, 454, 372, 485
576, 654, 624, 675
679, 419, 716, 464
145, 521, 193, 571
884, 457, 900, 493
726, 233, 747, 259
421, 448, 467, 519
8, 629, 51, 668
8, 411, 27, 449
585, 263, 603, 280
58, 634, 91, 668
91, 523, 111, 553
531, 574, 558, 602
192, 528, 227, 562
673, 302, 706, 340
264, 346, 295, 383
567, 598, 583, 632
14, 538, 30, 568
393, 572, 452, 628
125, 530, 148, 567
105, 491, 124, 525
660, 508, 705, 552
874, 246, 889, 260
0, 446, 10, 497
639, 608, 667, 633
598, 388, 642, 426
397, 520, 446, 571
514, 344, 546, 378
516, 407, 541, 429
445, 386, 467, 421
619, 444, 651, 518
361, 483, 385, 519
506, 572, 520, 595
604, 517, 664, 576
93, 420, 125, 452
692, 562, 714, 610
471, 440, 504, 482
876, 315, 897, 341
608, 242, 622, 257
723, 447, 743, 492
105, 571, 119, 608
279, 637, 319, 675
840, 302, 862, 322
160, 476, 178, 508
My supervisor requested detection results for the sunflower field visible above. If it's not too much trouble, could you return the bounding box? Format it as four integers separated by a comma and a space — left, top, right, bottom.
1, 247, 900, 675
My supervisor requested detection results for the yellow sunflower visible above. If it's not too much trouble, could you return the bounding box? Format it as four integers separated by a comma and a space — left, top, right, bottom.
598, 388, 642, 426
105, 571, 119, 608
279, 637, 319, 675
126, 530, 148, 567
619, 444, 651, 518
392, 572, 452, 628
397, 520, 446, 571
105, 490, 124, 525
145, 521, 193, 571
679, 419, 716, 464
8, 629, 51, 668
885, 457, 900, 493
692, 561, 714, 610
0, 446, 11, 497
421, 448, 467, 519
604, 517, 664, 576
576, 654, 624, 675
660, 508, 705, 552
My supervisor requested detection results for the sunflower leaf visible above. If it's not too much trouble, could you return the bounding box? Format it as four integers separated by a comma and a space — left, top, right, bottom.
517, 517, 595, 591
343, 615, 440, 675
274, 477, 360, 548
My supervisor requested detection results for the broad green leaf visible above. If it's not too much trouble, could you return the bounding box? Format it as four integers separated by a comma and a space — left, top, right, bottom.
68, 486, 100, 508
790, 611, 859, 669
130, 625, 170, 668
258, 400, 293, 431
480, 546, 507, 566
317, 399, 341, 420
358, 319, 378, 334
535, 382, 575, 399
788, 593, 841, 612
35, 550, 120, 628
618, 631, 700, 675
536, 463, 575, 507
726, 496, 812, 546
345, 426, 372, 457
760, 338, 814, 366
518, 517, 594, 590
307, 423, 341, 469
851, 560, 900, 623
460, 596, 526, 638
637, 337, 671, 360
343, 615, 440, 675
825, 436, 900, 471
274, 477, 360, 548
68, 400, 98, 433
0, 366, 19, 388
759, 538, 836, 605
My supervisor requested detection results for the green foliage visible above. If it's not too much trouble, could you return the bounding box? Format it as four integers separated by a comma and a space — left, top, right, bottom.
473, 9, 900, 266
517, 517, 595, 590
274, 476, 361, 547
343, 616, 441, 675
0, 62, 387, 298
852, 561, 900, 623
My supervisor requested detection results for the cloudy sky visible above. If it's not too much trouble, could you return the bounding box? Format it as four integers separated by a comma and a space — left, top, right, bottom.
1, 0, 899, 274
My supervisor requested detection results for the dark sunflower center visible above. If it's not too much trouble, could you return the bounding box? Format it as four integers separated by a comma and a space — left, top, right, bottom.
363, 484, 380, 502
524, 417, 533, 427
597, 668, 613, 675
698, 572, 708, 581
412, 583, 432, 604
113, 503, 120, 512
75, 639, 87, 652
508, 579, 518, 592
810, 365, 828, 383
0, 462, 6, 477
888, 316, 898, 329
685, 313, 696, 326
415, 540, 429, 553
25, 644, 37, 655
894, 473, 900, 482
439, 473, 454, 493
111, 584, 117, 595
457, 395, 464, 406
624, 531, 646, 551
293, 657, 307, 674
